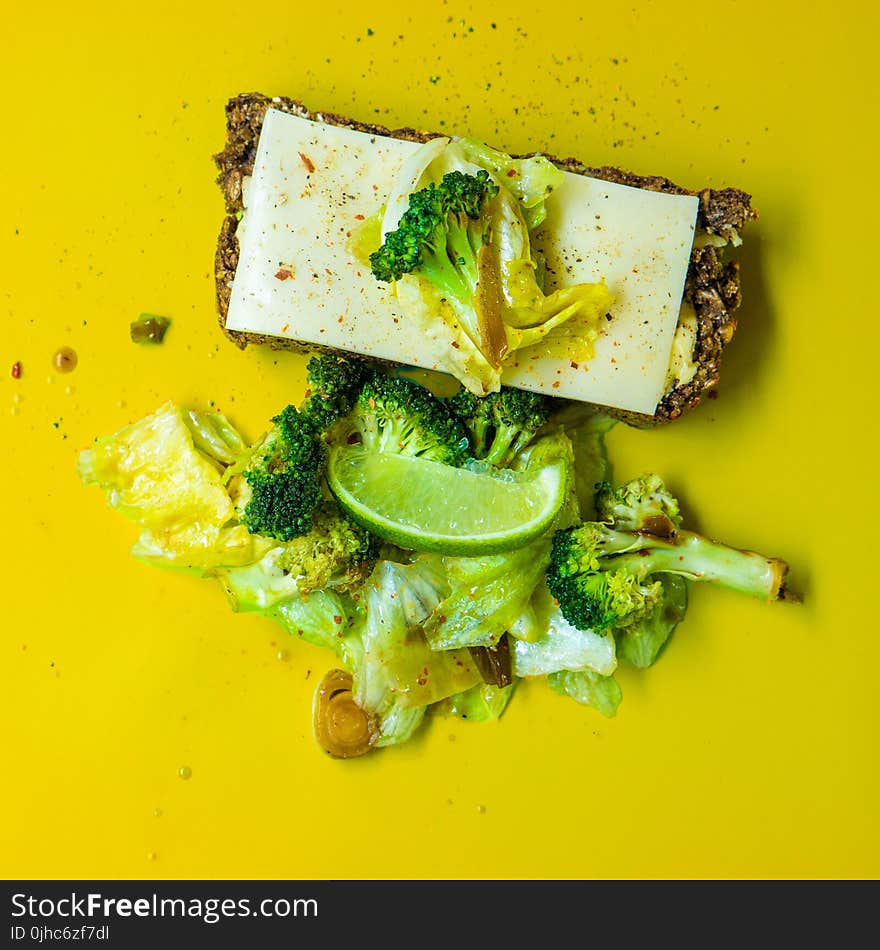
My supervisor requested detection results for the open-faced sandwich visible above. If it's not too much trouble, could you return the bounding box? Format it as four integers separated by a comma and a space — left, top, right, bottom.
214, 93, 755, 424
78, 95, 794, 759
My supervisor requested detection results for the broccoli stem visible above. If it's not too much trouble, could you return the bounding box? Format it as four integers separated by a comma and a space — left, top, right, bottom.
446, 224, 480, 283
611, 530, 789, 602
485, 426, 536, 468
376, 418, 406, 454
422, 242, 474, 305
469, 417, 491, 457
483, 428, 519, 467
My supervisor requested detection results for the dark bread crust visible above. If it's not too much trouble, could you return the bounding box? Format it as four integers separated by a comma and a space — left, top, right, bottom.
214, 93, 756, 425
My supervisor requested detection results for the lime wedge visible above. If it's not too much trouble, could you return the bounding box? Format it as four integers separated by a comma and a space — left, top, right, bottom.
326, 446, 566, 555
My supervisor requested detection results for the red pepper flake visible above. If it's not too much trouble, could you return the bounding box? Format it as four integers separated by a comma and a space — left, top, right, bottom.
275, 268, 293, 281
450, 341, 460, 349
333, 615, 343, 625
298, 152, 316, 173
353, 213, 365, 221
552, 381, 560, 389
11, 361, 22, 379
570, 361, 579, 370
506, 168, 519, 177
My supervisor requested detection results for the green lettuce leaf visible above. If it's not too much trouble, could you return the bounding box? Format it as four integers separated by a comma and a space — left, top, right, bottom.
615, 575, 689, 668
373, 704, 427, 748
437, 682, 517, 722
548, 669, 623, 718
355, 558, 481, 715
423, 537, 551, 649
78, 401, 268, 570
185, 409, 250, 466
217, 550, 362, 658
511, 581, 617, 676
539, 406, 616, 520
219, 553, 478, 748
456, 138, 565, 229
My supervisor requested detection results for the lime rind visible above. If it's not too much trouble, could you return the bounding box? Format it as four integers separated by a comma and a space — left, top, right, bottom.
327, 446, 566, 555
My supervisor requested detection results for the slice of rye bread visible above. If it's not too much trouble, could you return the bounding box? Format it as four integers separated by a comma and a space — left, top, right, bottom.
214, 92, 756, 426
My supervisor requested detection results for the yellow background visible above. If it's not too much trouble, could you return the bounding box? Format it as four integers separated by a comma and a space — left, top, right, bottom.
2, 1, 877, 880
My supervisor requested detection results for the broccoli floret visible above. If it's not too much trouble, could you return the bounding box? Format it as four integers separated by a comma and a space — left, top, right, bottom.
278, 500, 377, 594
299, 353, 371, 432
347, 372, 469, 467
240, 406, 326, 541
448, 385, 554, 467
370, 170, 499, 292
547, 475, 791, 633
547, 523, 664, 632
595, 474, 682, 536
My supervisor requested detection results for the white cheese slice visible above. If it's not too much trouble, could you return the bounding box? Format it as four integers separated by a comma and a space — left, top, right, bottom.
225, 107, 699, 415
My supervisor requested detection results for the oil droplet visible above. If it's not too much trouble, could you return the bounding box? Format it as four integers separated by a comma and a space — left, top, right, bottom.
147, 851, 157, 862
53, 346, 78, 373
277, 649, 290, 662
476, 804, 486, 814
153, 807, 163, 819
178, 766, 192, 780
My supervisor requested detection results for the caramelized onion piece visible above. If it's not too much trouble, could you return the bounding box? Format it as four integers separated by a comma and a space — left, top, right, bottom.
475, 245, 509, 369
313, 669, 378, 759
638, 514, 677, 540
469, 634, 513, 687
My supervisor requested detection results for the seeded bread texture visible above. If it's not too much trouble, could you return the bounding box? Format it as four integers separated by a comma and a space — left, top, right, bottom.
214, 92, 756, 425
